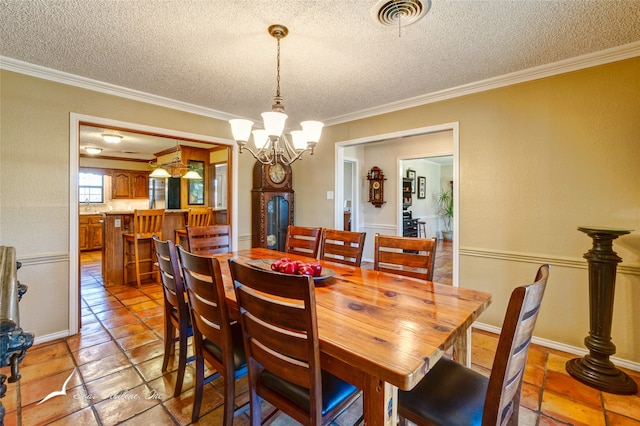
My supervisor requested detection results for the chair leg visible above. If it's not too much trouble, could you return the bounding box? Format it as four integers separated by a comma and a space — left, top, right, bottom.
250, 394, 263, 426
174, 330, 187, 397
133, 239, 141, 289
162, 316, 175, 372
191, 352, 204, 423
222, 370, 235, 426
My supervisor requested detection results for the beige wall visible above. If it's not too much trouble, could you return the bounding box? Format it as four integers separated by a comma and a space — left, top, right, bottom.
2, 57, 639, 364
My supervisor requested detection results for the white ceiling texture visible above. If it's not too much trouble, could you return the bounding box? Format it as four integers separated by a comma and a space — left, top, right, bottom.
1, 0, 640, 157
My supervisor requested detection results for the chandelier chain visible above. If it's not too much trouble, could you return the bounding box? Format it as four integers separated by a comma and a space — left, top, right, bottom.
276, 36, 281, 98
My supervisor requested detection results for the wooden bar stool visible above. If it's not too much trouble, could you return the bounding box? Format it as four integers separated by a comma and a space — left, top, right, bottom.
418, 221, 427, 238
123, 209, 165, 288
175, 207, 214, 249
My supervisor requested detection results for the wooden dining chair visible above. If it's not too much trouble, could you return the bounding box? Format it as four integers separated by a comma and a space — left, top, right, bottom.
229, 259, 360, 426
152, 236, 192, 397
177, 247, 248, 424
123, 209, 165, 288
285, 225, 323, 258
186, 224, 231, 255
374, 234, 438, 281
398, 264, 550, 426
174, 207, 214, 249
319, 229, 366, 267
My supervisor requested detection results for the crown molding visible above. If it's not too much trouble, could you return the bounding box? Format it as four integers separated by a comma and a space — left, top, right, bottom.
2, 40, 639, 127
323, 41, 640, 126
0, 56, 235, 122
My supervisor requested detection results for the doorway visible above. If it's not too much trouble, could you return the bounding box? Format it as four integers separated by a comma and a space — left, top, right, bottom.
70, 113, 238, 335
334, 122, 459, 286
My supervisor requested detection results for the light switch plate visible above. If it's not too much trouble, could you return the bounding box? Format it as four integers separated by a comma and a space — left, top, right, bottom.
327, 191, 334, 200
115, 219, 121, 228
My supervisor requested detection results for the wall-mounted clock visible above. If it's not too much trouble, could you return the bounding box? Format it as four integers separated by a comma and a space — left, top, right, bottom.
367, 166, 386, 208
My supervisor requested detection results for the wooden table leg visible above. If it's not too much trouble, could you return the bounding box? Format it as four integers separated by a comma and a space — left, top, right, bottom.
451, 328, 470, 366
363, 376, 397, 426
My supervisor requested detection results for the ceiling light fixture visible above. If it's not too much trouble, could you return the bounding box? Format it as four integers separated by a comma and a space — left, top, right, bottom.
102, 134, 123, 143
229, 24, 324, 166
83, 146, 103, 155
148, 141, 202, 180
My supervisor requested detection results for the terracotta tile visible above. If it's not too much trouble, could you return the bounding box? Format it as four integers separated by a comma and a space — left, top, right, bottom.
47, 407, 100, 425
546, 352, 574, 373
538, 414, 574, 425
116, 329, 160, 351
541, 390, 607, 426
128, 300, 160, 313
518, 406, 539, 426
19, 355, 76, 385
19, 384, 90, 426
89, 299, 125, 313
120, 295, 152, 306
118, 404, 177, 425
544, 369, 602, 408
100, 312, 143, 329
163, 384, 224, 425
20, 340, 69, 368
109, 322, 150, 339
136, 355, 178, 383
126, 340, 165, 365
73, 340, 121, 365
17, 368, 82, 408
135, 305, 165, 320
65, 329, 113, 352
79, 351, 132, 382
93, 383, 160, 424
521, 381, 542, 411
607, 411, 640, 425
602, 391, 640, 421
85, 367, 145, 403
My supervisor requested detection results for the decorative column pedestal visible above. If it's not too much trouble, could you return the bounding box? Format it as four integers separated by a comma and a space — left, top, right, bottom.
565, 226, 637, 395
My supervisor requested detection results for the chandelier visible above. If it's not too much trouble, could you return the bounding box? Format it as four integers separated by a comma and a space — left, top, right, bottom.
149, 141, 202, 180
229, 24, 324, 166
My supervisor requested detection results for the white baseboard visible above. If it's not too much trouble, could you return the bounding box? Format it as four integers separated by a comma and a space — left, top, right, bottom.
33, 330, 71, 346
473, 322, 640, 373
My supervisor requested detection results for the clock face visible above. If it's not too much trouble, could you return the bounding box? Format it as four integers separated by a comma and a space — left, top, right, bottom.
372, 181, 380, 189
268, 163, 286, 184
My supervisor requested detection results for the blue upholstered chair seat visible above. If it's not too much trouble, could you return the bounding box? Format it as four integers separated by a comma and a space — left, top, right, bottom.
260, 369, 358, 417
399, 357, 489, 426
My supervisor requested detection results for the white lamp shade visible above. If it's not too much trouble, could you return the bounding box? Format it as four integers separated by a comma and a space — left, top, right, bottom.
84, 147, 102, 155
262, 112, 287, 137
149, 167, 172, 178
182, 170, 203, 180
102, 134, 122, 143
290, 130, 307, 150
229, 119, 254, 142
301, 121, 324, 143
252, 129, 269, 149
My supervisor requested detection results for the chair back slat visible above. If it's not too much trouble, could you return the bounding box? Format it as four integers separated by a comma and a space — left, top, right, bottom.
133, 209, 165, 238
374, 234, 437, 281
484, 264, 549, 426
229, 259, 323, 424
178, 248, 228, 343
320, 229, 366, 267
186, 225, 231, 255
188, 207, 214, 227
285, 226, 322, 258
153, 237, 187, 317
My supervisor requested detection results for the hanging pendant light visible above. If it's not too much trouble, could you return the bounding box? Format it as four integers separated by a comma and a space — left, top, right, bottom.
229, 24, 324, 166
148, 141, 202, 179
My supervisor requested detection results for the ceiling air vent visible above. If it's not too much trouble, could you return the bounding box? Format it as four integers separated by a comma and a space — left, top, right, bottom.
371, 0, 431, 28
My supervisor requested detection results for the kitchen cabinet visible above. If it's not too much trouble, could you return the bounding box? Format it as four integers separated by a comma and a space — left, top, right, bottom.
112, 170, 149, 199
80, 214, 103, 251
403, 217, 418, 238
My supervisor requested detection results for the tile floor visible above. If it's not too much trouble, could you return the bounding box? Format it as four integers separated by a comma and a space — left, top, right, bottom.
2, 242, 639, 425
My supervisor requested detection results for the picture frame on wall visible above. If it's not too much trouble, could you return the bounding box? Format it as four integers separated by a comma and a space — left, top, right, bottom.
418, 176, 426, 199
407, 169, 416, 193
188, 160, 205, 205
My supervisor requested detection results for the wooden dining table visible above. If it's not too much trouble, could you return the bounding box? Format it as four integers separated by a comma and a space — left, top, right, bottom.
211, 247, 492, 426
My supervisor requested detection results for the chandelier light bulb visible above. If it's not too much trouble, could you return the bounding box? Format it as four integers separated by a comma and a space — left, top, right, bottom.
229, 119, 253, 142
301, 121, 324, 143
290, 130, 307, 150
262, 112, 287, 137
252, 129, 269, 150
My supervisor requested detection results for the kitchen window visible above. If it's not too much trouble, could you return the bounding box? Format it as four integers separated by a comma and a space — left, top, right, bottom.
79, 172, 104, 204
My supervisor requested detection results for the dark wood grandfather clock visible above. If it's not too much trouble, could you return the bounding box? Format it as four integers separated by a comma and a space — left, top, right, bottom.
251, 161, 294, 251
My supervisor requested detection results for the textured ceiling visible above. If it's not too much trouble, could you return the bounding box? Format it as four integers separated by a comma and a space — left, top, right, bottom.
2, 0, 640, 132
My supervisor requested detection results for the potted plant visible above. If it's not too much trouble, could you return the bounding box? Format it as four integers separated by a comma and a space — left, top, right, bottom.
436, 189, 453, 240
